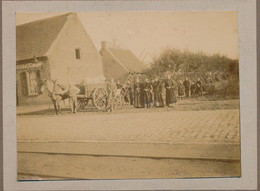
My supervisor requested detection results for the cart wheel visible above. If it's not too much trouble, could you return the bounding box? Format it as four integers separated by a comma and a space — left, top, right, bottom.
92, 88, 107, 110
77, 98, 83, 110
77, 98, 88, 110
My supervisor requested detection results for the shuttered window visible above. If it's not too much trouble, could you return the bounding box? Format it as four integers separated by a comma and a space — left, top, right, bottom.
20, 72, 28, 96
28, 71, 39, 95
20, 70, 41, 96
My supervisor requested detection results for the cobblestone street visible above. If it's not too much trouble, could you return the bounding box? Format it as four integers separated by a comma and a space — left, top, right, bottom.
17, 109, 240, 144
17, 101, 241, 180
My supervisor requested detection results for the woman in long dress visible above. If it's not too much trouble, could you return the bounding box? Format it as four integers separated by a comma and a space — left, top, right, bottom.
134, 78, 142, 108
143, 78, 152, 108
165, 74, 177, 107
153, 77, 164, 107
178, 80, 184, 99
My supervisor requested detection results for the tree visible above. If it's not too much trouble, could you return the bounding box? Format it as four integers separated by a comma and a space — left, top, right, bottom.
146, 48, 239, 82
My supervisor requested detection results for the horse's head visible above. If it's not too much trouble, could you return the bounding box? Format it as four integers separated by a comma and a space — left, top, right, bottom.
41, 79, 69, 100
40, 79, 55, 95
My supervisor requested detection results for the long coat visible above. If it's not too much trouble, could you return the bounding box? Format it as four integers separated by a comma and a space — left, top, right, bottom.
178, 84, 184, 96
165, 79, 177, 106
129, 81, 134, 105
190, 83, 196, 96
195, 80, 203, 96
183, 80, 190, 97
153, 81, 164, 107
143, 82, 152, 106
134, 82, 142, 108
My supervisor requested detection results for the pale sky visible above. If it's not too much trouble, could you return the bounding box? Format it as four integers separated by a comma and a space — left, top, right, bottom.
16, 12, 239, 65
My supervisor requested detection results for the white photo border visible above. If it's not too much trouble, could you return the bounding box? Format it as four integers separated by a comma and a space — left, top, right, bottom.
3, 0, 257, 190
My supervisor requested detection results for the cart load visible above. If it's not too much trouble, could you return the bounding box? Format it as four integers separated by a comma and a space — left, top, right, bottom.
77, 75, 108, 110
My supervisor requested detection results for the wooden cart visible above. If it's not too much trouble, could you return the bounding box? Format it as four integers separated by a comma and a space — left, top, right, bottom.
76, 72, 138, 111
77, 83, 107, 110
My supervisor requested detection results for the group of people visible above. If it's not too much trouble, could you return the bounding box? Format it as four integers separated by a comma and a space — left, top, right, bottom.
131, 74, 178, 108
106, 74, 204, 110
62, 74, 204, 113
177, 77, 203, 99
52, 74, 204, 113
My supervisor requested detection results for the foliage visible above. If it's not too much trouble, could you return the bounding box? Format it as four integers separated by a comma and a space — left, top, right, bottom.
144, 48, 239, 97
145, 48, 239, 81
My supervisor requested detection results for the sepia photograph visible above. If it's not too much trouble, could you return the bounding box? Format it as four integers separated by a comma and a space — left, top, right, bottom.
16, 11, 240, 180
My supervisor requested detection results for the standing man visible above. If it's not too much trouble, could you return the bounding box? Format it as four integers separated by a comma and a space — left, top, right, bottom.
196, 77, 203, 97
143, 78, 152, 108
178, 80, 184, 99
110, 78, 117, 97
152, 77, 160, 107
116, 80, 122, 101
68, 83, 80, 113
183, 77, 190, 99
129, 80, 134, 105
106, 78, 117, 111
150, 79, 155, 107
190, 81, 196, 97
134, 78, 142, 108
105, 79, 112, 111
124, 80, 131, 105
153, 76, 164, 107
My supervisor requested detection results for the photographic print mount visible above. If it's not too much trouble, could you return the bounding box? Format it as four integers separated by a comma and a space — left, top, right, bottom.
2, 0, 257, 190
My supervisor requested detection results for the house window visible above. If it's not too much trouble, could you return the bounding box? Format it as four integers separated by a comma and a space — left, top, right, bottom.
28, 71, 40, 95
75, 48, 81, 59
20, 72, 28, 96
20, 70, 41, 96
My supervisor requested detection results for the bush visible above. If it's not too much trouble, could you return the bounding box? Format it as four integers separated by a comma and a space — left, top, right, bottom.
145, 48, 239, 98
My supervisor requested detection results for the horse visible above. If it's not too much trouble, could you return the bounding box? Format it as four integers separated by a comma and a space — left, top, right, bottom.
41, 79, 69, 115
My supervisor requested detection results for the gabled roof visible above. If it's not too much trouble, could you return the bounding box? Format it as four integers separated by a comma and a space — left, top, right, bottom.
108, 48, 146, 73
16, 13, 71, 61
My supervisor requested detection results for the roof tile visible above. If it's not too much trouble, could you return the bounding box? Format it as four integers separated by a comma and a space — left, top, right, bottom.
108, 48, 146, 72
16, 13, 70, 61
